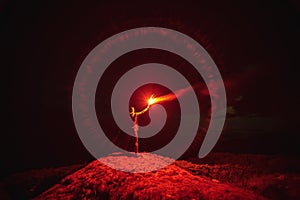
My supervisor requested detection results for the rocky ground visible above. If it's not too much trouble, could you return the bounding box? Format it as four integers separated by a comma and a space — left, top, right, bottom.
1, 153, 299, 199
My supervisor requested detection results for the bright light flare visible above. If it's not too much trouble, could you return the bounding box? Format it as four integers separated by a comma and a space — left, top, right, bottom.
130, 94, 156, 117
130, 85, 193, 117
147, 95, 157, 105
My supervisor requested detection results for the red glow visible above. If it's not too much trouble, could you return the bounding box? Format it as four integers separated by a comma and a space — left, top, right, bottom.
130, 85, 195, 117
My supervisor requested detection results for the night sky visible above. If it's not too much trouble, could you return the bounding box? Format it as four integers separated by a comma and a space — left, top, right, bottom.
1, 0, 299, 177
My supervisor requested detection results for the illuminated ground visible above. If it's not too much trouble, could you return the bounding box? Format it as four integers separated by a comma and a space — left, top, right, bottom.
1, 153, 298, 199
34, 153, 265, 200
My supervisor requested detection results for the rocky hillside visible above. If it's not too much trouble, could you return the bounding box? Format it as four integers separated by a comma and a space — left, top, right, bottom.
35, 153, 266, 200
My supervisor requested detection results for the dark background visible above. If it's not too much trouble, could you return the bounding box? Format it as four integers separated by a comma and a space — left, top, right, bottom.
1, 0, 299, 177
